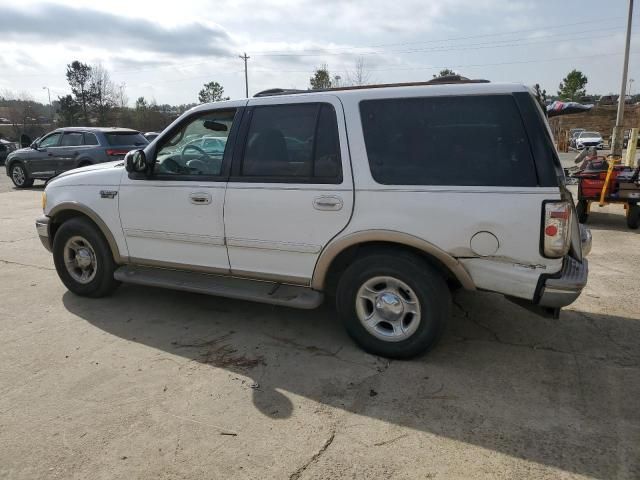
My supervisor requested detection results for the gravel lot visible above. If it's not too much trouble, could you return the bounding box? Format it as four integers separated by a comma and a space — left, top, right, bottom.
0, 168, 639, 479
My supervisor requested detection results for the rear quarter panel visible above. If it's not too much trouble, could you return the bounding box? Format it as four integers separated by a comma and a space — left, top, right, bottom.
337, 88, 563, 300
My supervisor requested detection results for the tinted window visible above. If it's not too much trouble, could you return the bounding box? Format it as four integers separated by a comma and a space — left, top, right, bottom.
360, 95, 537, 186
241, 103, 341, 181
60, 132, 84, 147
105, 132, 148, 146
84, 133, 99, 145
39, 133, 61, 148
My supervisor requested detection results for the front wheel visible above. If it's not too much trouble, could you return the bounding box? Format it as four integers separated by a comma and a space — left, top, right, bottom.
52, 217, 120, 297
336, 252, 451, 359
10, 162, 34, 188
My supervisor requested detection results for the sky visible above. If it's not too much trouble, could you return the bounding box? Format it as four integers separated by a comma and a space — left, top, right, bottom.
0, 0, 638, 106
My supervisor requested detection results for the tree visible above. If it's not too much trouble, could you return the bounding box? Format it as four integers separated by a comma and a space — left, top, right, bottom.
309, 65, 332, 90
66, 61, 94, 124
89, 64, 116, 125
57, 95, 79, 126
347, 58, 372, 86
558, 69, 588, 101
533, 83, 547, 110
198, 81, 229, 103
433, 68, 457, 78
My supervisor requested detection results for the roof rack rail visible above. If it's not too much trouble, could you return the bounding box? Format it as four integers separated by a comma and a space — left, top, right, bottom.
253, 88, 308, 97
253, 77, 490, 97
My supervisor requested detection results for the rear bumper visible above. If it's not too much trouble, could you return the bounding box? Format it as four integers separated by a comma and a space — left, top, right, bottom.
536, 256, 588, 308
35, 216, 52, 252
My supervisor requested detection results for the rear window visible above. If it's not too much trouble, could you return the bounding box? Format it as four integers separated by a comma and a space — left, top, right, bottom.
360, 95, 537, 186
104, 132, 148, 146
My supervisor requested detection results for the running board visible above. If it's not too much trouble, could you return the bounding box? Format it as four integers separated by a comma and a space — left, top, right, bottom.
114, 265, 324, 309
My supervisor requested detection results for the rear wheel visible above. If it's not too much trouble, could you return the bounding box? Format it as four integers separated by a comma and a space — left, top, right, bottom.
627, 203, 640, 230
10, 162, 34, 188
52, 217, 120, 297
336, 252, 450, 359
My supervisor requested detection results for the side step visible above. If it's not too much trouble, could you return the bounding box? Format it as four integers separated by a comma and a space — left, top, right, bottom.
114, 265, 324, 309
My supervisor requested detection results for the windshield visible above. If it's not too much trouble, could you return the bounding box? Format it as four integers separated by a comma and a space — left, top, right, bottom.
580, 132, 600, 138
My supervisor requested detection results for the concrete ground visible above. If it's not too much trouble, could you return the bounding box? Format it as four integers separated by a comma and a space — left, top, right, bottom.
0, 173, 639, 480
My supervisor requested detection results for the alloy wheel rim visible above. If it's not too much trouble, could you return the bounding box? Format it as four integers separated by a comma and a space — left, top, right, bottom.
63, 235, 98, 284
355, 276, 421, 342
12, 165, 25, 185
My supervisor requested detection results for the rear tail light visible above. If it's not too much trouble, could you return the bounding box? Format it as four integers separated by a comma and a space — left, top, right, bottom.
106, 149, 128, 157
542, 201, 572, 258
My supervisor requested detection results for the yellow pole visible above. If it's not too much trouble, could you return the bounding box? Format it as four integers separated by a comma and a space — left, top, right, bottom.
625, 127, 638, 167
599, 157, 617, 206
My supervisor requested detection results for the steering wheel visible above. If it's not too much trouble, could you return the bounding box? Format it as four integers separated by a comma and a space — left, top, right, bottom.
181, 144, 209, 164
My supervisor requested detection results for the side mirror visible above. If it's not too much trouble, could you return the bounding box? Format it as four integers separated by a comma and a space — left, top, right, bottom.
125, 149, 148, 173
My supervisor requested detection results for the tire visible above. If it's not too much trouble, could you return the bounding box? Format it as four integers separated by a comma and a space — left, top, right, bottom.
336, 251, 451, 359
52, 217, 120, 297
576, 200, 589, 224
10, 162, 34, 188
627, 204, 640, 230
77, 160, 92, 168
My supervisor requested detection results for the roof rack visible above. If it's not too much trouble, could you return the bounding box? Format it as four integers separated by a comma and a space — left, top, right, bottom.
253, 77, 490, 97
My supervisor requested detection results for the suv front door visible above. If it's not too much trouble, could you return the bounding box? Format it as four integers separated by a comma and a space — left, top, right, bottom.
118, 108, 240, 273
28, 132, 61, 177
224, 96, 354, 284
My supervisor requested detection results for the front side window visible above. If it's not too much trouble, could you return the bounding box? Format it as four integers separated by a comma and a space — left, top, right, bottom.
360, 95, 537, 186
60, 132, 84, 147
240, 103, 341, 182
154, 109, 236, 176
39, 133, 61, 148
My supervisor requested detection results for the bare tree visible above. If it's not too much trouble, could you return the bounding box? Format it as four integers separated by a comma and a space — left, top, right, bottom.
90, 64, 116, 125
347, 58, 373, 86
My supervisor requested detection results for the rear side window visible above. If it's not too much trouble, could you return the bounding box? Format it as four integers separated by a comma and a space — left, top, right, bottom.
83, 133, 99, 145
60, 132, 84, 147
104, 132, 148, 146
360, 95, 537, 186
240, 103, 341, 182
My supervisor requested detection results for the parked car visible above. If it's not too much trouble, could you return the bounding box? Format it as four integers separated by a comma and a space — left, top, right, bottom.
144, 131, 160, 142
569, 128, 585, 148
5, 127, 148, 188
35, 82, 590, 358
0, 139, 17, 165
575, 131, 604, 150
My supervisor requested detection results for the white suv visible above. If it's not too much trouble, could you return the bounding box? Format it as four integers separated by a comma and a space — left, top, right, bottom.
36, 81, 591, 358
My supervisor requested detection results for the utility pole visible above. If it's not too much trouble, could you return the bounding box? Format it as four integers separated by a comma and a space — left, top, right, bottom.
611, 0, 634, 158
239, 52, 250, 98
42, 86, 52, 125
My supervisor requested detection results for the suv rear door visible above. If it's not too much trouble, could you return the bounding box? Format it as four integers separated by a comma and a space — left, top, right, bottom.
57, 131, 86, 172
223, 95, 353, 284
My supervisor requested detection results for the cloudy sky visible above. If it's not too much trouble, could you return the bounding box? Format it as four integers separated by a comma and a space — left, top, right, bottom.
1, 0, 638, 106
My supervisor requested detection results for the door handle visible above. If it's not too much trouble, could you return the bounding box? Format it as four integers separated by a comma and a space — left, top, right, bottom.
189, 192, 212, 205
313, 195, 343, 211
48, 153, 53, 156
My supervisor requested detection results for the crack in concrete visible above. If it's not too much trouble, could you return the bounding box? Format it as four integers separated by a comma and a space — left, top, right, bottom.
0, 258, 55, 271
289, 431, 335, 480
0, 236, 33, 243
452, 299, 639, 368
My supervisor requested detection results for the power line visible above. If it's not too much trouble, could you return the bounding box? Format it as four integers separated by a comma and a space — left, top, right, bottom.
250, 15, 637, 55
